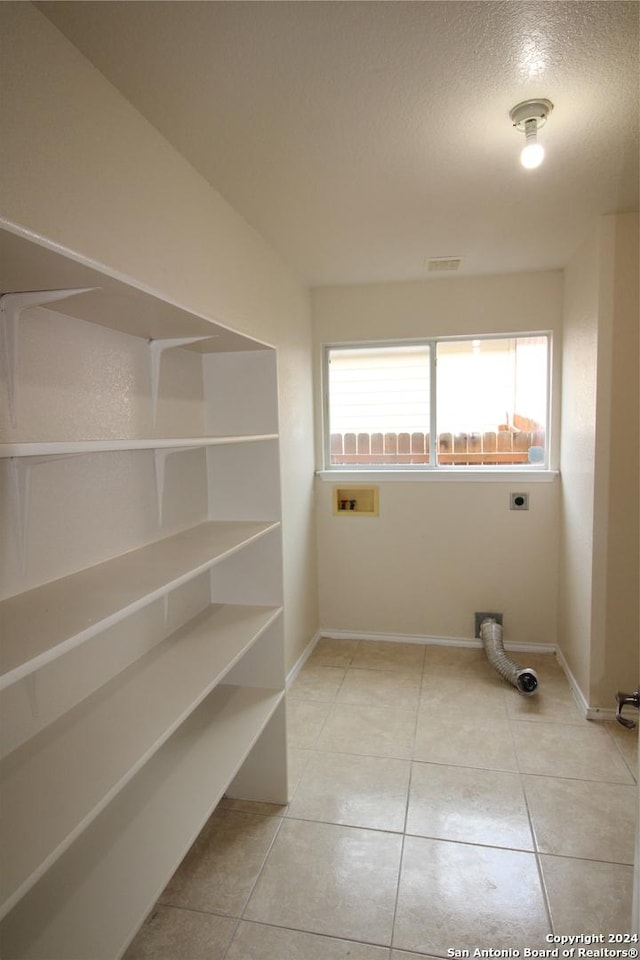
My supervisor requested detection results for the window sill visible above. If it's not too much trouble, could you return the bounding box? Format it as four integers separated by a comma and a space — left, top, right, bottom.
315, 468, 559, 483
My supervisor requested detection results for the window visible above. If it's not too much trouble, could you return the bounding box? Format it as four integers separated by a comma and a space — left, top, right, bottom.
325, 335, 550, 469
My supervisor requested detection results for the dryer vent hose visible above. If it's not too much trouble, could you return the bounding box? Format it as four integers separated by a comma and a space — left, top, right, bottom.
480, 619, 538, 696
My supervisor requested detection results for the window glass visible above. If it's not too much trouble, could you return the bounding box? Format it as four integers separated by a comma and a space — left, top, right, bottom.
436, 337, 548, 465
327, 344, 430, 465
326, 335, 549, 469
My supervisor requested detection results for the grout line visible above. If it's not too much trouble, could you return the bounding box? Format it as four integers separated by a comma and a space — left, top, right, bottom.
601, 721, 639, 784
283, 812, 407, 836
518, 768, 636, 785
220, 915, 242, 960
515, 739, 555, 934
284, 748, 312, 808
222, 788, 633, 867
252, 800, 588, 861
400, 827, 536, 855
533, 849, 556, 937
395, 826, 538, 856
149, 901, 238, 920
536, 849, 636, 867
219, 916, 394, 953
235, 809, 286, 924
389, 826, 407, 956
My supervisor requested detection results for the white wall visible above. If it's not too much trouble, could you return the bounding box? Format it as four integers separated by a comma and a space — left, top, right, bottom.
600, 213, 639, 705
557, 230, 600, 696
312, 271, 564, 647
0, 2, 319, 670
2, 5, 635, 702
559, 212, 639, 707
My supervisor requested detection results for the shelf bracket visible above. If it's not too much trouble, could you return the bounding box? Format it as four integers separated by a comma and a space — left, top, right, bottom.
25, 673, 39, 720
1, 288, 97, 429
153, 445, 205, 527
162, 592, 170, 628
148, 337, 210, 426
8, 454, 82, 575
9, 458, 31, 576
153, 448, 176, 528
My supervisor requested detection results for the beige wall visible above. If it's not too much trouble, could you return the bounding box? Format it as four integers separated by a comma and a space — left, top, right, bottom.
3, 5, 636, 702
312, 271, 564, 647
601, 213, 639, 704
558, 229, 600, 697
0, 2, 319, 670
560, 212, 639, 708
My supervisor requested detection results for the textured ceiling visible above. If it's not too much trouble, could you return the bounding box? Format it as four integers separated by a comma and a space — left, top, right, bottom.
38, 1, 639, 286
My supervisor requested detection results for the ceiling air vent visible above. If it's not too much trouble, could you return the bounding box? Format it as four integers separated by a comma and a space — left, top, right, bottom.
426, 257, 463, 272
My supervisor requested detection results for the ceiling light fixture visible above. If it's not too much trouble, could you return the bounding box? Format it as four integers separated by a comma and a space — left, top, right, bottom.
509, 98, 553, 169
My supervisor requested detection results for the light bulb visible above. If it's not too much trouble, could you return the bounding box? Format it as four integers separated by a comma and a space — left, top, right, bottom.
521, 141, 545, 168
520, 117, 544, 169
510, 99, 553, 170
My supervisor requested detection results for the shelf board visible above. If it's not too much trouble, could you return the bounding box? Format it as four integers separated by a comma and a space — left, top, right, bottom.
0, 602, 283, 919
0, 223, 274, 352
0, 435, 279, 458
0, 520, 279, 690
0, 685, 285, 959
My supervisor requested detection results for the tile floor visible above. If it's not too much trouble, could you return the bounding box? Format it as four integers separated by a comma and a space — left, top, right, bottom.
125, 639, 638, 960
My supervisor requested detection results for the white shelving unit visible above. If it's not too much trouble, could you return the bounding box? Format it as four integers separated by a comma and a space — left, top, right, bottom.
0, 223, 288, 959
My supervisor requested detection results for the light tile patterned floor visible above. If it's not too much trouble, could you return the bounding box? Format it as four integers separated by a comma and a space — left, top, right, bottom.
125, 640, 638, 959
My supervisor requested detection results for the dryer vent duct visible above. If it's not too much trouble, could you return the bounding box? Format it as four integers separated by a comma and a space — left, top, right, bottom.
479, 618, 538, 696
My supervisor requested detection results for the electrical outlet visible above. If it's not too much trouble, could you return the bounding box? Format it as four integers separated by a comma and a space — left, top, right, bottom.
510, 492, 529, 511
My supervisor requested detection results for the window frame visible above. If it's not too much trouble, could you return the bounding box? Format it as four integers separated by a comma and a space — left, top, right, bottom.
322, 332, 553, 473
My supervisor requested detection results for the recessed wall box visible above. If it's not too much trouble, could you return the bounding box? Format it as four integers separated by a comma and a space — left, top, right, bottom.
333, 486, 379, 516
475, 611, 503, 638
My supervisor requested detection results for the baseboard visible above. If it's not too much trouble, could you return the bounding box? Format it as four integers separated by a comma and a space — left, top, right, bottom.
554, 646, 615, 720
318, 627, 556, 655
584, 706, 617, 721
286, 630, 322, 687
319, 628, 479, 648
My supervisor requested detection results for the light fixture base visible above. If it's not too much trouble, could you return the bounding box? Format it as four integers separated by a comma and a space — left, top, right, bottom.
509, 98, 553, 132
